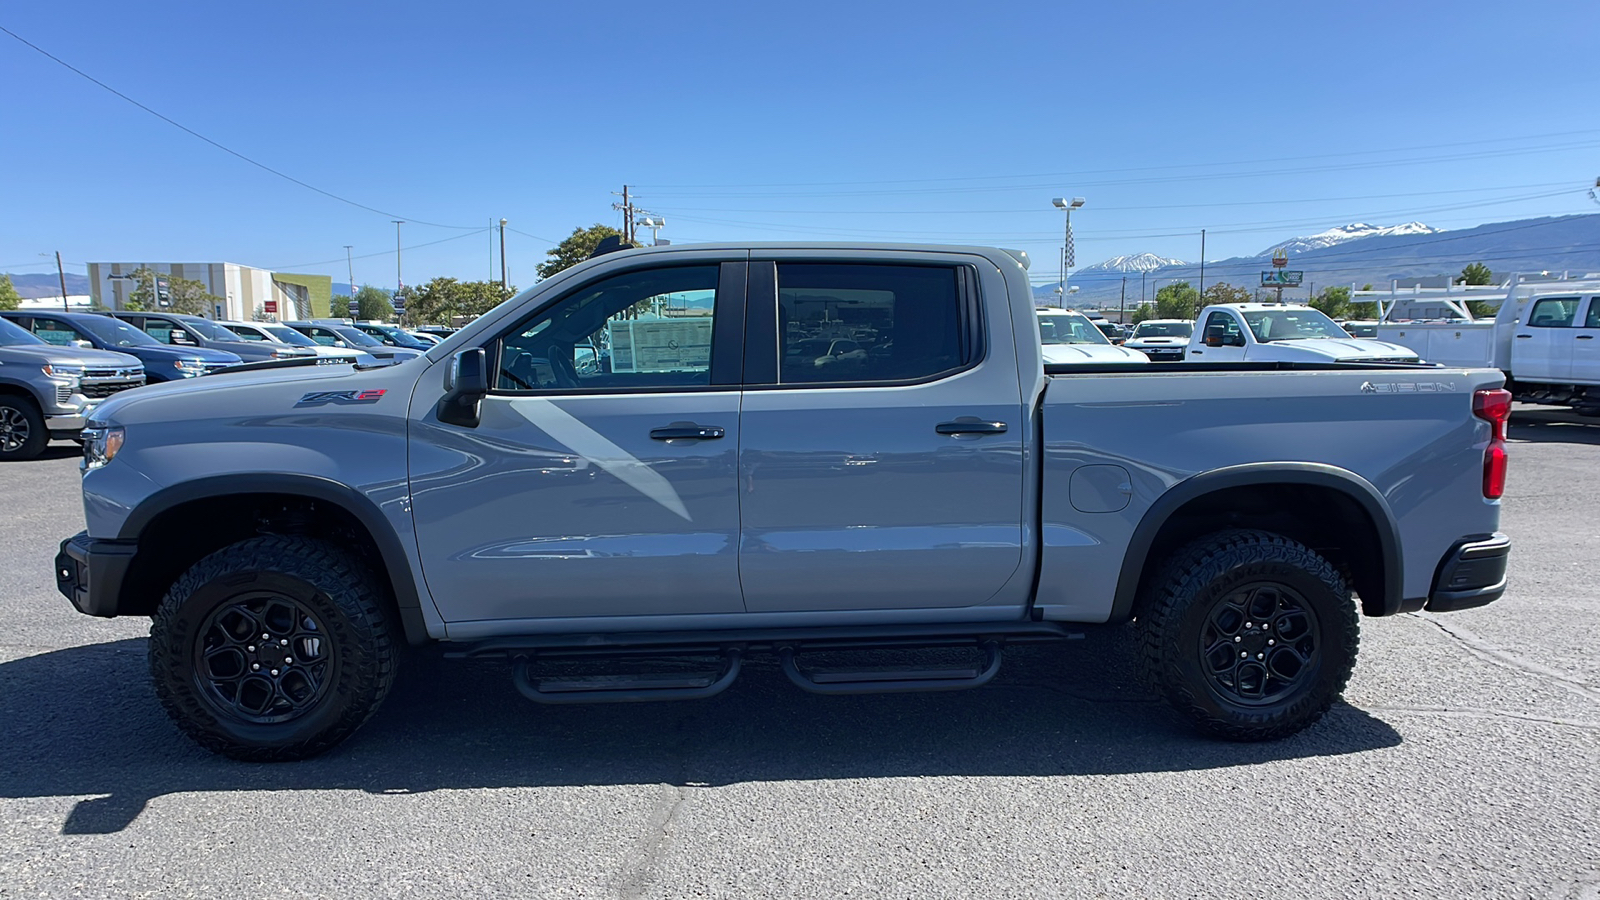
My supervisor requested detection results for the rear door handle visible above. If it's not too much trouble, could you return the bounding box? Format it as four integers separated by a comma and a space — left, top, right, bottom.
650, 424, 725, 440
1515, 334, 1533, 339
1190, 350, 1203, 355
936, 420, 1007, 436
1577, 335, 1595, 340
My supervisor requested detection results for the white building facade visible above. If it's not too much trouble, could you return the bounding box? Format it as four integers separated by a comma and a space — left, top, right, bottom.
86, 262, 315, 320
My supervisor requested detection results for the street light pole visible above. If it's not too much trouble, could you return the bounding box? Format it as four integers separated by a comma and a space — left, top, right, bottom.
1198, 229, 1206, 299
55, 252, 69, 312
499, 218, 509, 291
392, 220, 404, 293
343, 245, 354, 299
1051, 197, 1085, 304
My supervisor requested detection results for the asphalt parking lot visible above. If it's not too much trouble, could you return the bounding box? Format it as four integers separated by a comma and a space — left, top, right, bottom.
2, 409, 1597, 899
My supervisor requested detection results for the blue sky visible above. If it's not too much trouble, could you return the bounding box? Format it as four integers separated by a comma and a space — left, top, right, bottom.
3, 0, 1598, 291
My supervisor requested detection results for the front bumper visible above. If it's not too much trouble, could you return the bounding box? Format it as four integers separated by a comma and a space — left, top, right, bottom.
1426, 533, 1510, 612
1132, 346, 1186, 361
44, 413, 87, 433
55, 531, 138, 618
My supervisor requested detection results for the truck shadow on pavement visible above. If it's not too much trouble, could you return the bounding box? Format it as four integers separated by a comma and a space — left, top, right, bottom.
0, 632, 1401, 835
1509, 409, 1600, 445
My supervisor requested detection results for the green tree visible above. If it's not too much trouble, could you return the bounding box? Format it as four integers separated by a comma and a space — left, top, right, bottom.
1129, 302, 1156, 325
537, 224, 626, 280
350, 285, 394, 321
1154, 281, 1200, 320
404, 278, 517, 326
0, 275, 20, 312
1201, 282, 1252, 306
1310, 285, 1352, 319
1460, 262, 1494, 286
126, 267, 221, 316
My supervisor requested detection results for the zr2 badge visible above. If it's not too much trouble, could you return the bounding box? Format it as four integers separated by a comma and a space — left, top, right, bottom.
296, 389, 387, 407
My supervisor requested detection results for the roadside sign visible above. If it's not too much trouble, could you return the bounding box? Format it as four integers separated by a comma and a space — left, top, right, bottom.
264, 300, 278, 314
392, 294, 406, 314
1261, 270, 1304, 287
1271, 248, 1289, 268
347, 298, 360, 318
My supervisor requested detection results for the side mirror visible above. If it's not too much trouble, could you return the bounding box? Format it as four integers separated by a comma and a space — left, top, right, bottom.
1204, 329, 1224, 348
438, 348, 488, 427
71, 339, 95, 349
334, 341, 347, 348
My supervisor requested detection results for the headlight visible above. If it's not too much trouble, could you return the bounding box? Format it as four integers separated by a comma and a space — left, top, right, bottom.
80, 425, 125, 470
42, 363, 85, 379
269, 348, 300, 359
174, 359, 206, 376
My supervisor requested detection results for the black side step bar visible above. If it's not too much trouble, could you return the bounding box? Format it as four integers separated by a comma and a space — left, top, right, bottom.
512, 649, 743, 704
779, 640, 1003, 695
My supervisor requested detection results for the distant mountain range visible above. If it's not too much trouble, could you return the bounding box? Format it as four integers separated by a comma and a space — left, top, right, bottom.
1075, 253, 1188, 274
4, 272, 90, 299
1256, 222, 1438, 257
1036, 214, 1600, 306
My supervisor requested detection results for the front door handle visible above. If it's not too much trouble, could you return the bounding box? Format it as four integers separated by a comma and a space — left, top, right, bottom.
650, 424, 725, 440
1516, 334, 1533, 339
1190, 349, 1204, 355
936, 420, 1007, 436
1577, 335, 1595, 340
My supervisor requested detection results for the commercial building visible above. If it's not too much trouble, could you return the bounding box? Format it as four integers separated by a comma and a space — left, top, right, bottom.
86, 262, 332, 321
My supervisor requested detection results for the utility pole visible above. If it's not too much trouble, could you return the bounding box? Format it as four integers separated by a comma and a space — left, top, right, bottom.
499, 218, 509, 291
343, 246, 354, 300
55, 251, 69, 312
490, 219, 496, 283
612, 186, 636, 243
1198, 229, 1206, 299
392, 221, 404, 294
1141, 269, 1147, 306
1120, 275, 1127, 324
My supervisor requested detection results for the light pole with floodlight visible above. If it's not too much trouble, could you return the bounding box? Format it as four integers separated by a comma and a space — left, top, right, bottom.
1051, 197, 1084, 303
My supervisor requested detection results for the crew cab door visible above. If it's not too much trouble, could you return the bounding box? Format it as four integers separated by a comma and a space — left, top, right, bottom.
1514, 296, 1580, 382
1191, 310, 1247, 362
736, 257, 1027, 613
1571, 296, 1600, 385
407, 259, 750, 625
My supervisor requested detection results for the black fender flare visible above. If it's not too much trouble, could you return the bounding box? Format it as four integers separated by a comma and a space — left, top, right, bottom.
119, 473, 431, 643
1109, 462, 1405, 621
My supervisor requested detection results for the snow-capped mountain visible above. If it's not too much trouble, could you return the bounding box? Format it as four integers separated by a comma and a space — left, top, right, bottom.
1077, 252, 1187, 274
1258, 222, 1437, 257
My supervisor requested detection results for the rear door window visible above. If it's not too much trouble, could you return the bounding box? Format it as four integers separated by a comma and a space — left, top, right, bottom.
1528, 297, 1579, 327
775, 263, 970, 385
1586, 298, 1600, 329
30, 319, 84, 346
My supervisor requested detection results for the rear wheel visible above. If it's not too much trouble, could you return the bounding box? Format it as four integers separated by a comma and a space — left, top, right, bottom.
149, 535, 398, 761
0, 395, 48, 461
1137, 529, 1358, 741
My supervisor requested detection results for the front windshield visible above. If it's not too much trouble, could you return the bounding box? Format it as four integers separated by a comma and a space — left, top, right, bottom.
0, 316, 45, 346
181, 318, 236, 341
334, 327, 383, 347
1037, 312, 1110, 345
374, 327, 429, 349
264, 325, 318, 346
1241, 308, 1351, 342
1133, 321, 1193, 339
75, 315, 162, 347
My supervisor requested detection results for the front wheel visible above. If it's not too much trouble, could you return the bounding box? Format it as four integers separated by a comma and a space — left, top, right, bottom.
149, 535, 398, 761
0, 395, 48, 461
1136, 529, 1358, 741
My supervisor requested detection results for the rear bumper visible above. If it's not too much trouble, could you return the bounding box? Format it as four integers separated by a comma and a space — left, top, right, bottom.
55, 531, 137, 618
1425, 533, 1510, 612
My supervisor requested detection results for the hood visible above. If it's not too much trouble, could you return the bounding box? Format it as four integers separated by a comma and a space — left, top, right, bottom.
304, 345, 367, 360
89, 356, 404, 424
0, 343, 144, 369
1041, 344, 1150, 365
122, 344, 242, 364
1262, 338, 1421, 361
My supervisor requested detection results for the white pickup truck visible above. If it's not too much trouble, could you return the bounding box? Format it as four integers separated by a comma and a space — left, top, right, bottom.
1036, 308, 1147, 365
1187, 303, 1422, 364
1365, 277, 1600, 412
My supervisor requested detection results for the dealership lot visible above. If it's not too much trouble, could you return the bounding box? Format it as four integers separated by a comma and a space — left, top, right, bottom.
1, 409, 1596, 899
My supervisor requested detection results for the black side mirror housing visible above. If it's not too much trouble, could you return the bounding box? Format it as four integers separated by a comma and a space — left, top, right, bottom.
438, 348, 488, 427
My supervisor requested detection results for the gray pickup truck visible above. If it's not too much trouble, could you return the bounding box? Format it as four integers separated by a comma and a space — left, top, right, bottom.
55, 243, 1512, 761
0, 316, 145, 460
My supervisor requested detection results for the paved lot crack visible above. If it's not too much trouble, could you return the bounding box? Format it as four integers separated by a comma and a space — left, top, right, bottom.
614, 783, 690, 900
1361, 703, 1600, 732
1409, 612, 1600, 703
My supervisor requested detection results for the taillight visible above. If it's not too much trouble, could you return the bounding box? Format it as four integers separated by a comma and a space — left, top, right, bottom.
1473, 388, 1512, 499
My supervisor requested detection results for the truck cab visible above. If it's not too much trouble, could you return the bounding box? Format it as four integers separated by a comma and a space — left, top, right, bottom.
1036, 308, 1147, 365
1188, 303, 1421, 364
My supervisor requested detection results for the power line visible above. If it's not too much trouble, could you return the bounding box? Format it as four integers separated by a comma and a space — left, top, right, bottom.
271, 228, 491, 271
0, 24, 479, 230
507, 227, 557, 244
641, 140, 1600, 199
637, 130, 1600, 190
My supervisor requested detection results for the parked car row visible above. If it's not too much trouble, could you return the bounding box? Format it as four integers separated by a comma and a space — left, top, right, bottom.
0, 309, 447, 460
